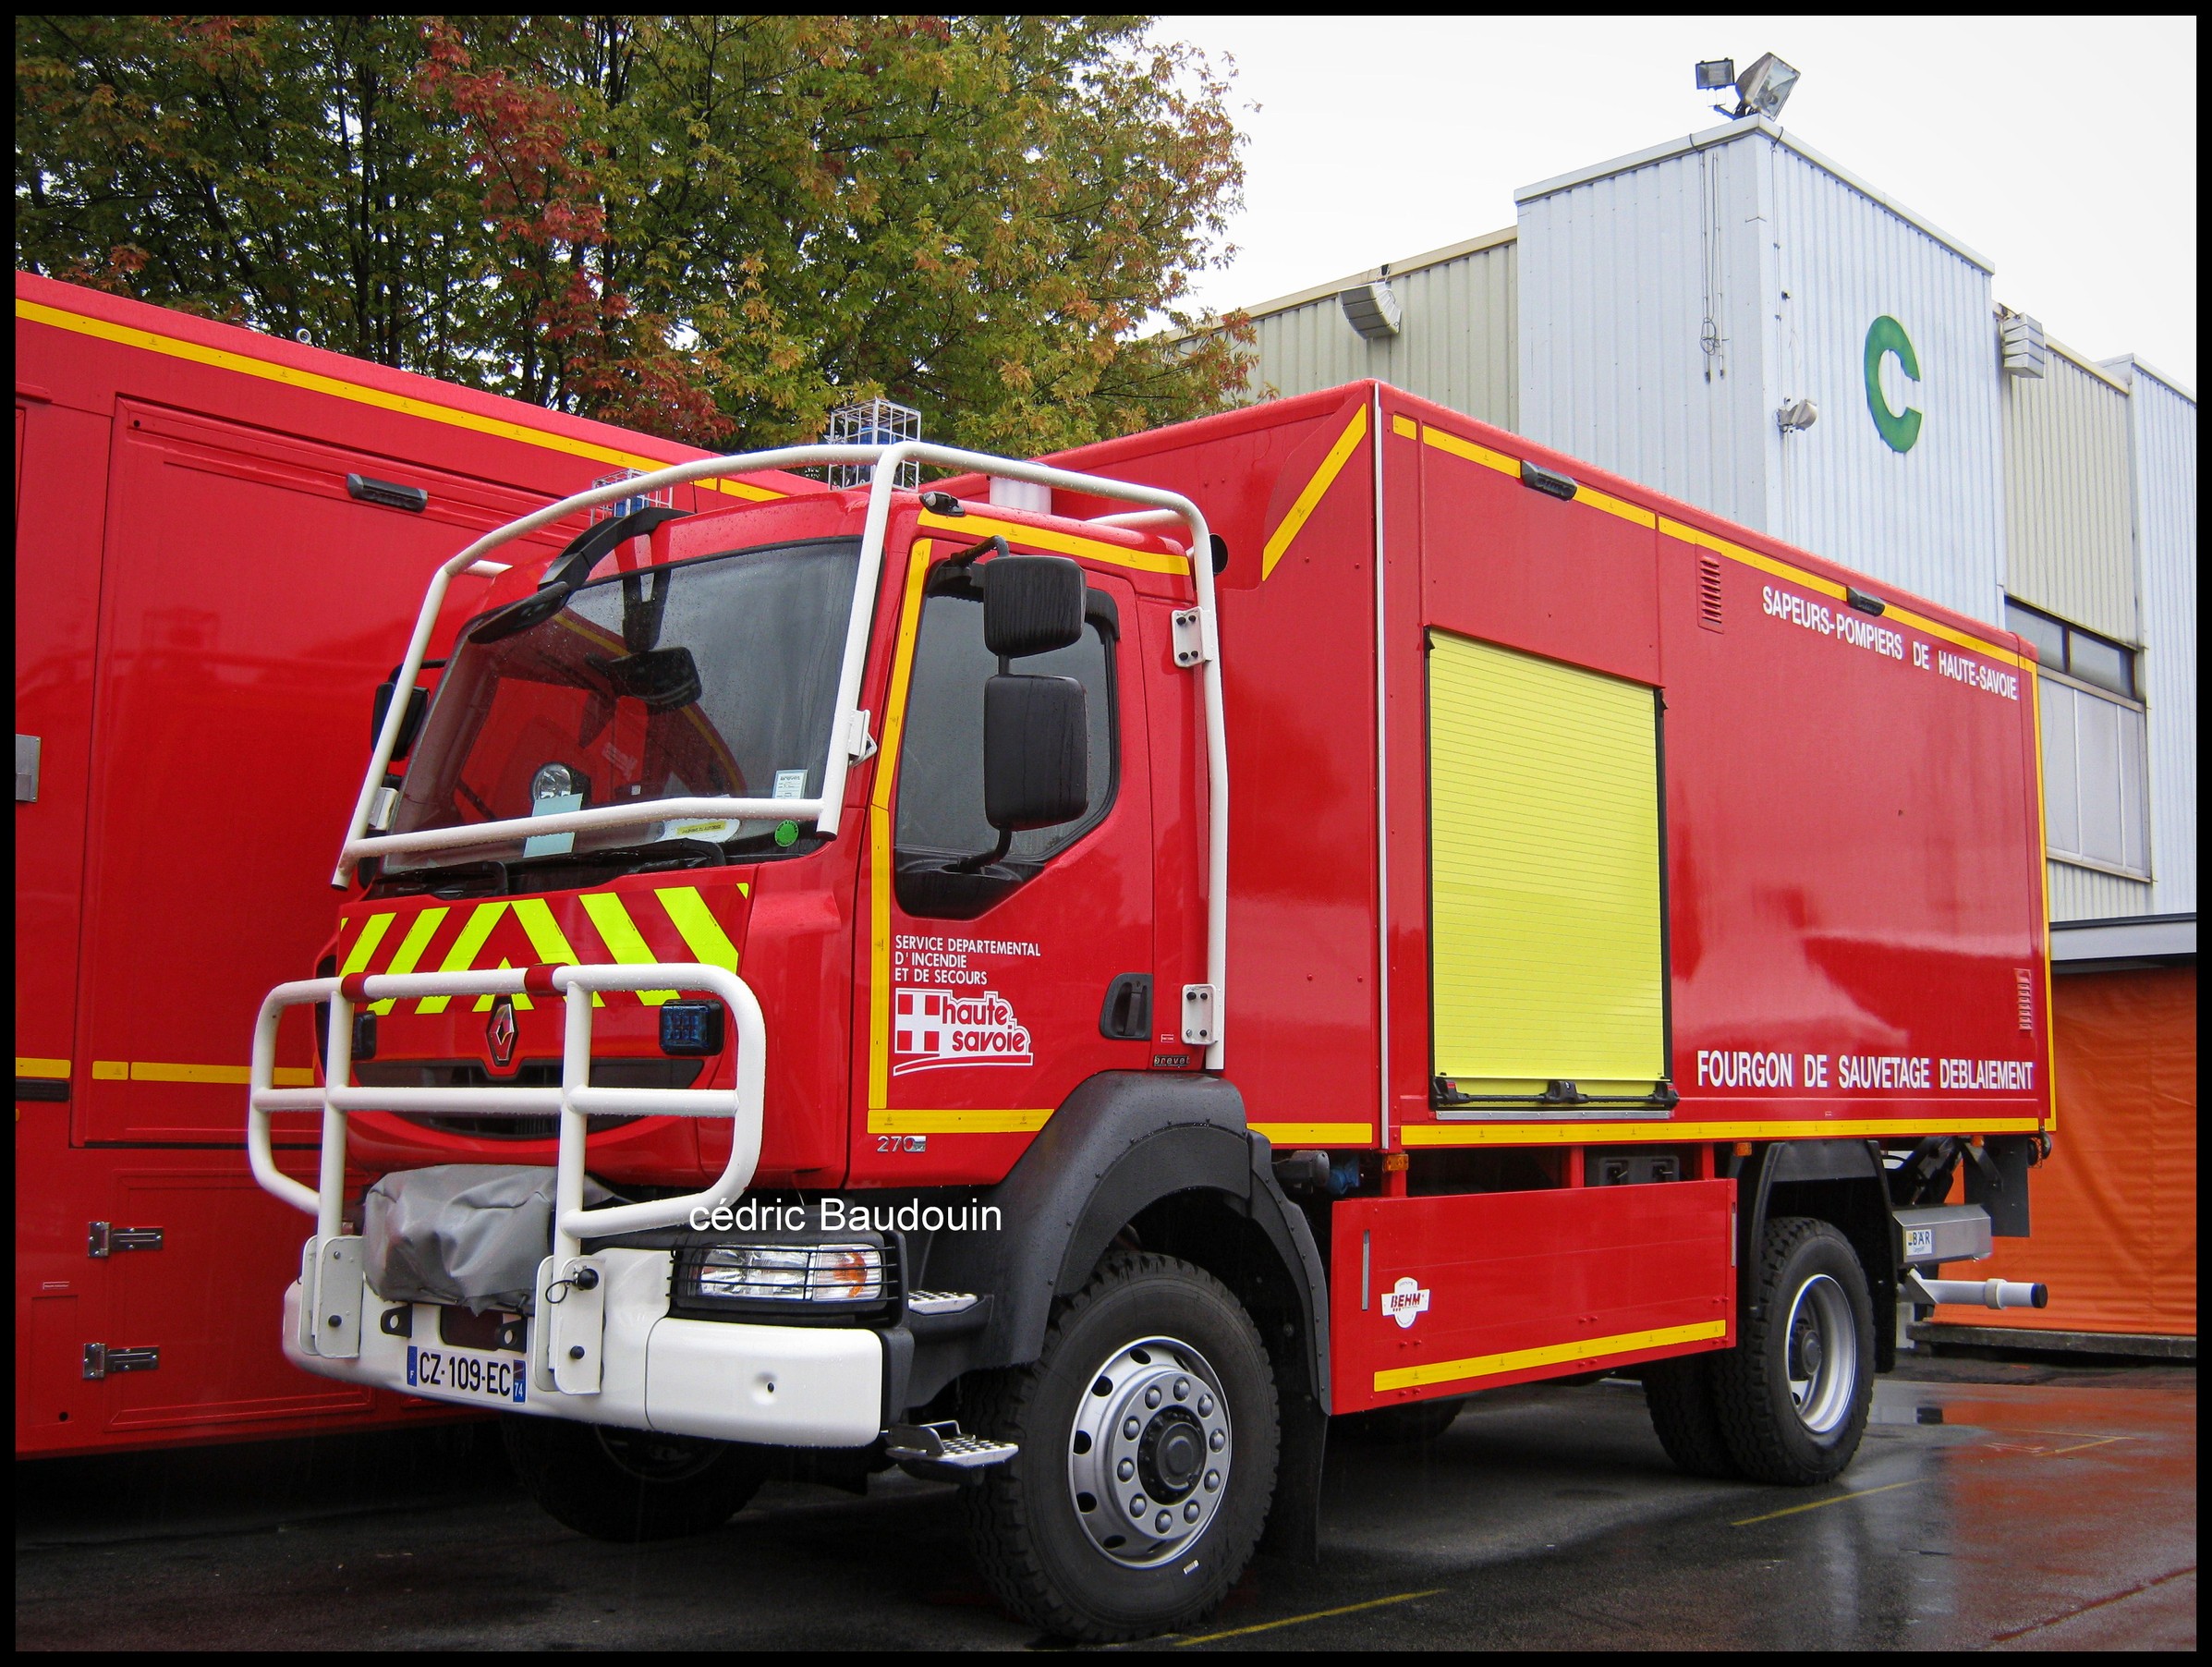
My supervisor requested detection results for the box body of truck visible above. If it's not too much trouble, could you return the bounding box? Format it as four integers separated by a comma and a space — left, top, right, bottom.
12, 272, 775, 1454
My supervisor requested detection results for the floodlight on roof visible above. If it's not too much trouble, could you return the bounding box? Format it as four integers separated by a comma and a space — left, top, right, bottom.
1695, 59, 1735, 91
1733, 53, 1799, 121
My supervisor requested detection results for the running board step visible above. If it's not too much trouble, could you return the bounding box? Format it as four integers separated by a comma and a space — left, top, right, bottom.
905, 1291, 980, 1316
885, 1420, 1018, 1482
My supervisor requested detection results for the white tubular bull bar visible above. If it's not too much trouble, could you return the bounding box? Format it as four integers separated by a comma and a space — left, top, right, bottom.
335, 439, 1226, 1066
248, 962, 764, 1255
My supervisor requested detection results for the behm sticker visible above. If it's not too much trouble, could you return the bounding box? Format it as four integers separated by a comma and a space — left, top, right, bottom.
893, 987, 1033, 1075
1387, 1276, 1432, 1330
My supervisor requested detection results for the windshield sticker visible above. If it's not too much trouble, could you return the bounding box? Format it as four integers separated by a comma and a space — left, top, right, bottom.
522, 792, 583, 858
772, 769, 808, 798
893, 988, 1033, 1074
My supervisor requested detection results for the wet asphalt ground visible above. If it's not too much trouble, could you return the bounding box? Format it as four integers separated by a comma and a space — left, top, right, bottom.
16, 1355, 2194, 1651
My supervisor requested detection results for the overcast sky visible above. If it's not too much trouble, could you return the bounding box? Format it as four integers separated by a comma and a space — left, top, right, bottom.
1160, 15, 2198, 387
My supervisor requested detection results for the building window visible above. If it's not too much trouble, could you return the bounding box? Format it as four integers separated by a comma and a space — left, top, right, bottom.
2010, 602, 2150, 878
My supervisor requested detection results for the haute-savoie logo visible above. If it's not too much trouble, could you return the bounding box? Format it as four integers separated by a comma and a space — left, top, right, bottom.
893, 987, 1033, 1075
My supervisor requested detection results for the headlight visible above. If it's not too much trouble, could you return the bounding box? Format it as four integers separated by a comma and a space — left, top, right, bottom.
673, 1241, 893, 1317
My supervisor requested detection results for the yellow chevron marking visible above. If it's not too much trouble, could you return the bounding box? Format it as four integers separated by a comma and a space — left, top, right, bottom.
581, 892, 676, 1005
1262, 404, 1368, 580
338, 912, 395, 977
658, 885, 742, 975
371, 907, 449, 1014
511, 896, 602, 1004
416, 901, 507, 1013
474, 959, 532, 1012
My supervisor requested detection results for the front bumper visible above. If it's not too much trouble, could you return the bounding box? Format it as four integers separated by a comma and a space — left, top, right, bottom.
282, 1247, 885, 1447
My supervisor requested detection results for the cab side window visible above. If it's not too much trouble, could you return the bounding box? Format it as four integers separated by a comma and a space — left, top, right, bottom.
893, 576, 1116, 919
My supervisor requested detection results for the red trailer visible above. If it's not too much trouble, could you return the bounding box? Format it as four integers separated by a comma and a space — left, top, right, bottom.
244, 381, 2053, 1637
11, 272, 796, 1455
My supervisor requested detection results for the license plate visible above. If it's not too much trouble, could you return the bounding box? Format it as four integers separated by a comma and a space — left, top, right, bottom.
407, 1341, 528, 1405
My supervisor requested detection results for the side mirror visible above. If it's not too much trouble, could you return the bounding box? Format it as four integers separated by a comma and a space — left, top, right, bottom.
371, 679, 429, 757
982, 555, 1085, 658
983, 674, 1088, 831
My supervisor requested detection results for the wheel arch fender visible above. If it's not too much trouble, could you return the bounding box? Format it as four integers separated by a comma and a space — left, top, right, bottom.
920, 1071, 1331, 1411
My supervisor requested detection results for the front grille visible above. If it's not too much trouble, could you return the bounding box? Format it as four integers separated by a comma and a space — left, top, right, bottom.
355, 1057, 700, 1141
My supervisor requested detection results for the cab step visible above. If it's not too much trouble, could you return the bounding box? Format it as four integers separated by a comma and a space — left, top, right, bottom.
885, 1420, 1018, 1482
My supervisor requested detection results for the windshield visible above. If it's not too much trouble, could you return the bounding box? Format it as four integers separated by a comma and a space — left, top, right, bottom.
387, 537, 859, 872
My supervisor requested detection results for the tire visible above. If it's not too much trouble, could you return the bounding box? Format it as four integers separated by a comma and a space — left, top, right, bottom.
959, 1252, 1280, 1642
1713, 1217, 1876, 1485
1333, 1395, 1466, 1445
502, 1416, 769, 1542
1642, 1353, 1741, 1478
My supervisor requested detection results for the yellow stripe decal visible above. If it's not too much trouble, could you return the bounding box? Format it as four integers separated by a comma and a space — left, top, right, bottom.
16, 1057, 70, 1079
416, 901, 507, 1013
1403, 1115, 2049, 1147
869, 1108, 1055, 1135
474, 958, 532, 1012
869, 544, 935, 1123
1391, 413, 1419, 439
658, 884, 743, 973
1375, 1319, 1728, 1393
2029, 668, 2057, 1132
122, 1061, 315, 1087
16, 298, 776, 502
578, 892, 674, 1004
92, 1061, 128, 1080
1251, 1122, 1373, 1145
338, 912, 396, 978
1262, 404, 1368, 580
1416, 418, 2025, 668
1573, 483, 1657, 529
915, 509, 1190, 577
510, 896, 603, 1006
369, 907, 448, 1015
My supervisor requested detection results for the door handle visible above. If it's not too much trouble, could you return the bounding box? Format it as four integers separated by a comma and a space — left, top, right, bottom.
1099, 973, 1152, 1041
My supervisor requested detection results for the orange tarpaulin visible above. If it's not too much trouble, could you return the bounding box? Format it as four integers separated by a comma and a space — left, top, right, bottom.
1948, 965, 2196, 1338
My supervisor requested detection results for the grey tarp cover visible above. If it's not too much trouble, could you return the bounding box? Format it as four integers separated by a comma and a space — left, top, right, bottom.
362, 1164, 611, 1314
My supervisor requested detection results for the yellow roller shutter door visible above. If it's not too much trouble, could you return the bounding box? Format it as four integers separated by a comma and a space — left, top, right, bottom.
1428, 632, 1666, 1091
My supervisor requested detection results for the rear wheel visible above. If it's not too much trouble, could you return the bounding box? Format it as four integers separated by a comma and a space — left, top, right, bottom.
1713, 1217, 1875, 1485
1642, 1353, 1740, 1478
959, 1252, 1279, 1642
503, 1417, 769, 1541
1333, 1395, 1466, 1445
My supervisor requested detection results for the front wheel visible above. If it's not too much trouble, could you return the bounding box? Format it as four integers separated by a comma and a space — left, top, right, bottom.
1712, 1217, 1876, 1485
959, 1252, 1280, 1642
502, 1417, 769, 1541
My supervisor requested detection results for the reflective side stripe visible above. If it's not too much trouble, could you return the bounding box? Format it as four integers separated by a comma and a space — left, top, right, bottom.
657, 885, 741, 973
15, 297, 776, 503
338, 912, 396, 978
417, 902, 508, 1013
511, 897, 603, 1006
92, 1061, 129, 1080
370, 907, 449, 1015
1250, 1122, 1372, 1145
869, 545, 935, 1120
1262, 404, 1368, 580
1373, 1319, 1729, 1393
16, 1057, 70, 1079
869, 1108, 1054, 1135
119, 1061, 315, 1087
915, 509, 1188, 576
580, 892, 676, 1006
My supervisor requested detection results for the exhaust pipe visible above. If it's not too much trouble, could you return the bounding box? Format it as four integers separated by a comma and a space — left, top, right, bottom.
1905, 1272, 2048, 1310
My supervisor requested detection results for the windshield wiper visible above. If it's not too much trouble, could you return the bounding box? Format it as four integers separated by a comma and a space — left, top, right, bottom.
506, 837, 729, 879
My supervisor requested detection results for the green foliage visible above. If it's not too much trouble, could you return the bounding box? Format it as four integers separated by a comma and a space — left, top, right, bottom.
16, 15, 1254, 451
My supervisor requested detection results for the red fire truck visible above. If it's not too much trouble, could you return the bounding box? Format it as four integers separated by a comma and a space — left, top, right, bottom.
11, 272, 751, 1455
246, 380, 2053, 1639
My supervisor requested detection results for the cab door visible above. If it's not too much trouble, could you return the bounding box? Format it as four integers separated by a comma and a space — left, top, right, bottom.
850, 543, 1153, 1186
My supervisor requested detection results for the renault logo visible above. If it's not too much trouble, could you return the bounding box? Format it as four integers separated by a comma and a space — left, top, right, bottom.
486, 996, 517, 1068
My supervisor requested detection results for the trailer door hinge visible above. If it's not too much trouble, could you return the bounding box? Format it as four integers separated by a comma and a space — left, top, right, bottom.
1171, 608, 1213, 668
82, 1343, 161, 1380
1180, 983, 1218, 1047
846, 709, 878, 762
87, 1223, 165, 1257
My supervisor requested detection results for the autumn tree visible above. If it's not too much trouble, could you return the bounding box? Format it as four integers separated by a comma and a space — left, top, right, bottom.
16, 15, 1253, 452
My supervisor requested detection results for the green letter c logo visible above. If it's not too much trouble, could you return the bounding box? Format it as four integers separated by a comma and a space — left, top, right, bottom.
1865, 315, 1922, 454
